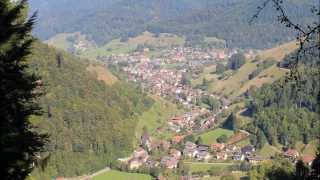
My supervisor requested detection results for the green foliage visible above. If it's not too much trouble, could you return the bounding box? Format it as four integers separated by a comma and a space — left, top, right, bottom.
30, 0, 317, 49
216, 134, 228, 143
0, 1, 47, 179
246, 61, 320, 147
228, 53, 246, 70
222, 113, 239, 131
248, 157, 295, 180
200, 95, 220, 112
216, 63, 226, 74
28, 42, 153, 178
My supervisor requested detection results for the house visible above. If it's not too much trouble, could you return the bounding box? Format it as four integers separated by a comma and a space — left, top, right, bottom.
284, 149, 300, 159
215, 152, 228, 160
226, 144, 237, 153
233, 152, 245, 161
301, 155, 315, 166
129, 158, 144, 169
241, 145, 255, 155
161, 156, 179, 169
129, 148, 149, 169
170, 149, 182, 159
172, 135, 185, 144
183, 141, 198, 158
196, 151, 212, 161
197, 145, 210, 152
211, 143, 225, 152
246, 156, 265, 165
160, 140, 171, 151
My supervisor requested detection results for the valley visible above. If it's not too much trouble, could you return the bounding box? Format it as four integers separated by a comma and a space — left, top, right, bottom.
2, 1, 318, 180
38, 28, 318, 180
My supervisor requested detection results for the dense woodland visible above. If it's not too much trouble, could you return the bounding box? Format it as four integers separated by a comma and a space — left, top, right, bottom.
245, 50, 320, 148
29, 0, 317, 49
28, 42, 154, 178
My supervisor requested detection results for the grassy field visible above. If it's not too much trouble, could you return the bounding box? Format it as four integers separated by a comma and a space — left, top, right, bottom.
81, 31, 185, 59
198, 128, 234, 145
258, 143, 282, 157
192, 41, 297, 98
93, 170, 152, 180
135, 96, 182, 142
295, 140, 319, 155
184, 162, 237, 173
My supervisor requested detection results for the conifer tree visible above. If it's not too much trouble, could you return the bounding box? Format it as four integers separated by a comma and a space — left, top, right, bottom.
0, 0, 47, 179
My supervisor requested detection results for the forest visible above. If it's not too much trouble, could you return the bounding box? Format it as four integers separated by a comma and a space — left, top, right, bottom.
245, 49, 320, 148
28, 42, 154, 178
29, 0, 317, 49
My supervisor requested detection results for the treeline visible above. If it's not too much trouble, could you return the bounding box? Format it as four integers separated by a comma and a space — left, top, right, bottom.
28, 42, 154, 178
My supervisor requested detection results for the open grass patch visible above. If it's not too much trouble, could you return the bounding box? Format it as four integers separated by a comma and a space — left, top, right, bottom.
93, 170, 152, 180
198, 128, 234, 145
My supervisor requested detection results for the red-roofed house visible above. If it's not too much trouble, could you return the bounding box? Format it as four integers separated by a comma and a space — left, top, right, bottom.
284, 149, 300, 159
301, 155, 315, 166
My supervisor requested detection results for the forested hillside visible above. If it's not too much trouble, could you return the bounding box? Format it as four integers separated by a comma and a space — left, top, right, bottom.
245, 50, 320, 149
29, 0, 317, 49
28, 42, 154, 178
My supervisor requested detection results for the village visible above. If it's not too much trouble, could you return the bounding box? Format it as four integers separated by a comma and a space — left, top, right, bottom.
101, 46, 316, 178
103, 47, 244, 132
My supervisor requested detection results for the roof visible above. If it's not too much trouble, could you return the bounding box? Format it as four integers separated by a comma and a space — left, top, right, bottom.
241, 146, 255, 153
172, 135, 185, 143
301, 155, 315, 164
284, 149, 299, 157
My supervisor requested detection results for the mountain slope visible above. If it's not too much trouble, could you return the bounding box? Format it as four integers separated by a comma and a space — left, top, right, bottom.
28, 42, 154, 178
29, 0, 317, 49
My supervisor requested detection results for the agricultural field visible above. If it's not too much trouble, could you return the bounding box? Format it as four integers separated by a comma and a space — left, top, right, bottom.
198, 128, 234, 145
93, 170, 152, 180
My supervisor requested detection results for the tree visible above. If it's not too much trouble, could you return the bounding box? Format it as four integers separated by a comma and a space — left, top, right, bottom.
56, 53, 63, 68
295, 160, 309, 179
309, 149, 320, 179
227, 53, 245, 70
216, 134, 228, 143
223, 113, 239, 131
216, 63, 225, 74
195, 137, 203, 145
0, 0, 47, 179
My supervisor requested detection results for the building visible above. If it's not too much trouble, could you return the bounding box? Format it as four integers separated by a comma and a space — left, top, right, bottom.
241, 145, 255, 155
161, 156, 179, 169
284, 149, 300, 159
197, 151, 212, 161
183, 141, 198, 158
246, 156, 265, 165
301, 155, 315, 166
211, 143, 225, 152
170, 149, 182, 159
216, 152, 228, 160
233, 152, 245, 161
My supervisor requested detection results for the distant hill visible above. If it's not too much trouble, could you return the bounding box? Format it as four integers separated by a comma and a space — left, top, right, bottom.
29, 0, 318, 49
28, 42, 155, 178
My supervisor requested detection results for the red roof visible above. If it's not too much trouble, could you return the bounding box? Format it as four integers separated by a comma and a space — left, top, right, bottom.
172, 135, 184, 143
301, 155, 315, 164
284, 149, 299, 157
